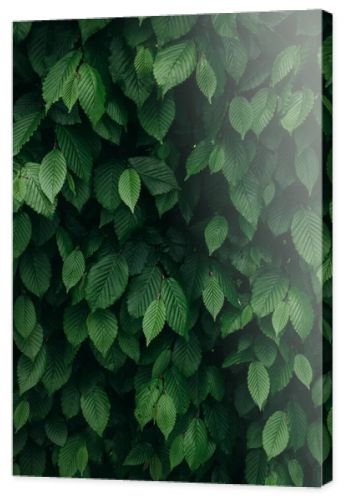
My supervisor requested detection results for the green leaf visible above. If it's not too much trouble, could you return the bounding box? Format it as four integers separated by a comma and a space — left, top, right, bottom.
42, 51, 82, 111
58, 435, 86, 477
153, 41, 197, 95
81, 386, 110, 436
78, 19, 111, 44
291, 208, 322, 267
204, 215, 228, 256
251, 88, 277, 138
172, 335, 201, 377
127, 266, 162, 318
295, 147, 319, 195
155, 393, 176, 440
288, 288, 314, 339
185, 140, 213, 179
14, 322, 43, 361
13, 110, 44, 156
271, 301, 290, 336
17, 346, 46, 395
94, 160, 122, 211
129, 157, 178, 195
251, 271, 289, 318
142, 298, 166, 346
162, 278, 188, 336
39, 149, 67, 203
271, 45, 301, 86
138, 93, 175, 142
87, 309, 118, 356
247, 362, 270, 410
280, 88, 315, 134
13, 212, 32, 259
118, 168, 141, 213
124, 443, 154, 466
85, 253, 128, 310
229, 173, 261, 226
211, 14, 238, 38
78, 63, 106, 126
229, 96, 253, 140
62, 249, 85, 292
14, 400, 30, 432
202, 275, 224, 321
307, 421, 330, 465
262, 411, 289, 459
19, 248, 51, 297
196, 56, 217, 103
184, 418, 209, 471
45, 415, 68, 446
169, 434, 185, 469
287, 459, 304, 487
294, 354, 313, 389
56, 125, 93, 181
14, 295, 36, 338
152, 15, 196, 44
63, 304, 88, 346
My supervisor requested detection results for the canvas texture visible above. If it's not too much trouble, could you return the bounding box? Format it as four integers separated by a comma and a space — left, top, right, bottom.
13, 10, 332, 486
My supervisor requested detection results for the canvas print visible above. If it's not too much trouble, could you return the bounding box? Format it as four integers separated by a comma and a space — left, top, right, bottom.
13, 10, 332, 486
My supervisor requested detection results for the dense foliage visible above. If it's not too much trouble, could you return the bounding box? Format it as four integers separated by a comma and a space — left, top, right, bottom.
13, 11, 332, 486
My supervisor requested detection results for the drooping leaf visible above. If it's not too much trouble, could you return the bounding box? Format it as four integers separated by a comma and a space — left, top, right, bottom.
78, 63, 106, 126
81, 386, 110, 436
247, 361, 270, 410
39, 149, 67, 203
118, 168, 141, 213
153, 41, 197, 95
262, 411, 289, 459
87, 309, 118, 356
202, 275, 224, 321
162, 278, 188, 336
62, 249, 85, 291
294, 354, 313, 389
142, 298, 166, 346
229, 96, 254, 140
85, 254, 128, 310
204, 215, 228, 256
155, 393, 176, 440
138, 93, 175, 142
291, 208, 322, 267
196, 56, 217, 103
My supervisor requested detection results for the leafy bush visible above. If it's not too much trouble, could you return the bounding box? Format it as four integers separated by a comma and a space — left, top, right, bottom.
13, 11, 332, 485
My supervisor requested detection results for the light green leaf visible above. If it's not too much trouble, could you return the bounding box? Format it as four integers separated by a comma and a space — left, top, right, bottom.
229, 96, 253, 140
262, 410, 289, 459
295, 147, 319, 195
247, 361, 270, 410
42, 50, 82, 111
202, 275, 224, 321
294, 354, 313, 388
13, 110, 44, 156
204, 215, 228, 256
272, 301, 290, 336
138, 93, 175, 142
129, 157, 178, 195
280, 88, 315, 134
62, 249, 85, 291
271, 45, 301, 86
251, 271, 289, 318
155, 393, 176, 440
288, 287, 314, 340
288, 459, 304, 487
78, 63, 106, 126
39, 149, 67, 203
127, 266, 162, 318
87, 309, 118, 356
81, 386, 110, 436
153, 41, 197, 95
251, 88, 277, 138
185, 140, 213, 179
58, 435, 86, 477
196, 56, 217, 103
85, 253, 128, 310
291, 208, 322, 267
118, 168, 141, 213
169, 435, 185, 469
14, 400, 30, 432
162, 278, 188, 336
142, 298, 166, 346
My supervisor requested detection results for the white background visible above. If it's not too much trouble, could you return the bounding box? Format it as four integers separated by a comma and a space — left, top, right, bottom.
0, 0, 346, 498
